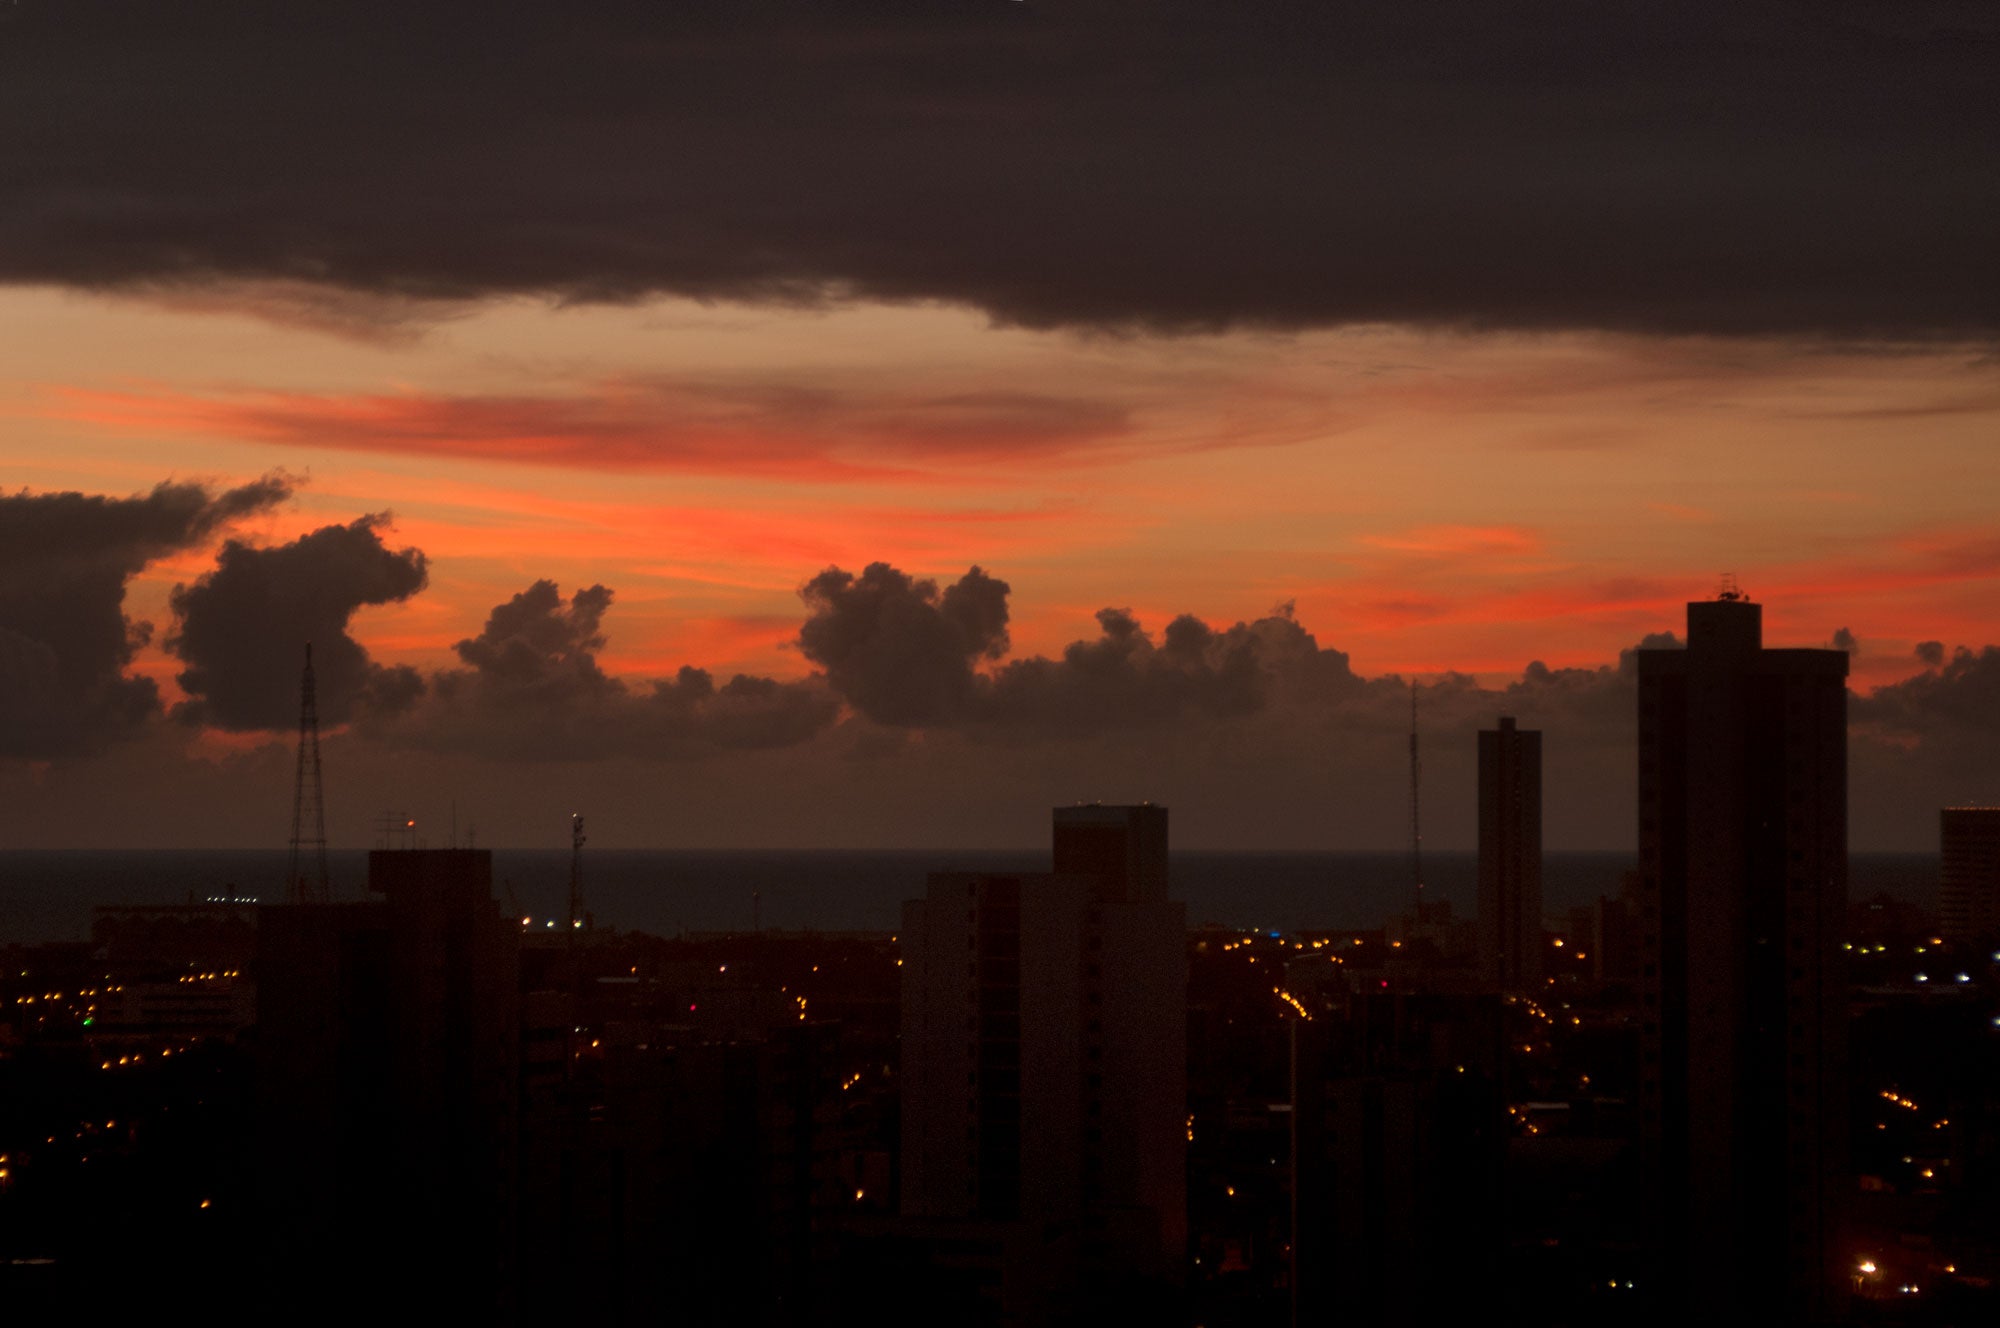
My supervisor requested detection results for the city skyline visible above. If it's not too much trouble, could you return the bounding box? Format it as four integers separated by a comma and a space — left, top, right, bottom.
6, 8, 1998, 1324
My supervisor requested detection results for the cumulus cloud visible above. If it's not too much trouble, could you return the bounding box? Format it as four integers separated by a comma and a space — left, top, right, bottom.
451, 580, 617, 703
167, 515, 428, 730
797, 562, 1647, 740
3, 2, 1994, 339
1851, 642, 2000, 823
404, 580, 838, 759
1855, 645, 2000, 746
985, 608, 1287, 731
797, 563, 1010, 725
0, 475, 290, 756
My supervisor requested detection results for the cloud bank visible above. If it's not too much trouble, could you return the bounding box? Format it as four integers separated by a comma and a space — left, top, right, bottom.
7, 476, 1999, 848
401, 580, 840, 759
3, 2, 1994, 339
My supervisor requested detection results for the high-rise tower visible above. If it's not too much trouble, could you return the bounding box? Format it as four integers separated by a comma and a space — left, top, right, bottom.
1940, 807, 2000, 946
900, 805, 1186, 1306
257, 848, 520, 1316
286, 643, 329, 904
1477, 716, 1542, 990
1636, 591, 1847, 1321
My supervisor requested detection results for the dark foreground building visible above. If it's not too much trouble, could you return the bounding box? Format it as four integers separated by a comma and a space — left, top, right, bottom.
1291, 988, 1506, 1326
895, 804, 1186, 1324
255, 849, 519, 1320
1637, 593, 1848, 1321
1940, 807, 2000, 948
1478, 715, 1543, 992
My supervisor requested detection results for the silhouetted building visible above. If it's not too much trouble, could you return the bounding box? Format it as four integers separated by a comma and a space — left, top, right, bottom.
255, 849, 519, 1319
1940, 807, 2000, 947
1592, 872, 1642, 989
93, 899, 258, 975
1636, 594, 1847, 1321
1478, 716, 1543, 991
1291, 989, 1506, 1326
899, 805, 1186, 1318
1051, 802, 1170, 902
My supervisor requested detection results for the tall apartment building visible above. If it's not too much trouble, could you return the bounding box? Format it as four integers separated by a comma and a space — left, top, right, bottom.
899, 805, 1186, 1308
1636, 594, 1847, 1322
1477, 715, 1543, 990
256, 849, 520, 1318
1940, 807, 2000, 946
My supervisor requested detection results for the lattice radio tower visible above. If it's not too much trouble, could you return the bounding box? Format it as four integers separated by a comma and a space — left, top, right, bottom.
287, 643, 330, 904
1409, 679, 1424, 918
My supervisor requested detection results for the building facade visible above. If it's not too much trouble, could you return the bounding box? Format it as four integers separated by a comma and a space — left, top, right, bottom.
1477, 716, 1543, 991
256, 849, 520, 1318
1939, 807, 2000, 947
900, 805, 1186, 1310
1636, 596, 1847, 1321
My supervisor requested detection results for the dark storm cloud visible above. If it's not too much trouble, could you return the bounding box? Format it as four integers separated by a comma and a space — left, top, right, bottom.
0, 475, 290, 756
406, 580, 839, 759
4, 2, 1995, 338
167, 516, 428, 731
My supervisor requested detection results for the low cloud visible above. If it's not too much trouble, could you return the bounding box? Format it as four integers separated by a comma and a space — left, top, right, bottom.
798, 563, 1011, 725
796, 562, 1662, 741
167, 515, 428, 730
0, 474, 290, 756
401, 580, 839, 759
1855, 644, 2000, 750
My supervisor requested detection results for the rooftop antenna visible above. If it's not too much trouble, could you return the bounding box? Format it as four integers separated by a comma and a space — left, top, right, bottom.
373, 811, 416, 850
287, 644, 330, 904
567, 814, 587, 938
1717, 571, 1745, 602
1409, 678, 1423, 920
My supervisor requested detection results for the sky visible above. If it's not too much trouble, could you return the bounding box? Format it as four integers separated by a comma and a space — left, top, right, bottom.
3, 1, 1997, 851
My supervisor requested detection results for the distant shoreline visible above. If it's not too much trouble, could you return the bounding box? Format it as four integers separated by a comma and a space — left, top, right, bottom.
0, 849, 1937, 947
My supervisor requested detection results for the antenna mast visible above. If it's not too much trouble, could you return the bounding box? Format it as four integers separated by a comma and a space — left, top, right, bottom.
567, 814, 586, 938
1409, 679, 1423, 918
287, 643, 330, 904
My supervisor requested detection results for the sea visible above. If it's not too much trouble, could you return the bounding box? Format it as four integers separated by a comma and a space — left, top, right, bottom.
0, 850, 1941, 946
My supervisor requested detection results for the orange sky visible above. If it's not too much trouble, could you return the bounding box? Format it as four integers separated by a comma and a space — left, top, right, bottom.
6, 283, 1998, 713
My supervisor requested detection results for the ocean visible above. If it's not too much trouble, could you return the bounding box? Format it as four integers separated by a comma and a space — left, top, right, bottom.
0, 849, 1940, 945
